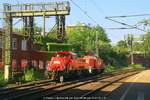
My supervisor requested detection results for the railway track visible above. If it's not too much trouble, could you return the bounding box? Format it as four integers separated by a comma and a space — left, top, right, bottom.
0, 79, 55, 97
0, 70, 141, 100
40, 71, 139, 100
80, 72, 136, 98
0, 73, 110, 100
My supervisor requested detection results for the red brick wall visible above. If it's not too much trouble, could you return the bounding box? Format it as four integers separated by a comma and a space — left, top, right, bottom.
0, 31, 55, 70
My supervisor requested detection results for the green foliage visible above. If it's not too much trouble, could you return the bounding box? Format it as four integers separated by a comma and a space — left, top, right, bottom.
44, 33, 58, 42
67, 22, 128, 67
25, 69, 34, 81
32, 70, 46, 81
100, 45, 128, 67
128, 32, 150, 57
133, 42, 144, 53
47, 43, 72, 51
66, 23, 110, 51
0, 70, 7, 87
129, 64, 145, 69
143, 32, 150, 57
105, 65, 116, 72
105, 64, 144, 73
104, 40, 128, 67
0, 70, 4, 80
137, 19, 150, 57
138, 19, 150, 26
117, 40, 127, 48
13, 23, 42, 35
114, 40, 128, 54
121, 64, 145, 71
25, 69, 46, 82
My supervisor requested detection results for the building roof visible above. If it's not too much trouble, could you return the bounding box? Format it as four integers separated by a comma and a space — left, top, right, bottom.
0, 28, 28, 37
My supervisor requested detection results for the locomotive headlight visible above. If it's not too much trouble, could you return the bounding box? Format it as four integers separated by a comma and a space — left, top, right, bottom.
89, 66, 92, 73
86, 60, 89, 64
54, 61, 61, 64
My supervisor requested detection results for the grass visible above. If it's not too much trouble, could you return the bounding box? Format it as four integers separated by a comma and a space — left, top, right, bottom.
0, 68, 47, 87
105, 64, 145, 73
105, 65, 116, 72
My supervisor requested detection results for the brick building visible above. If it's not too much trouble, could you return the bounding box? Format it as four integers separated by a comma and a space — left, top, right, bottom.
0, 29, 54, 70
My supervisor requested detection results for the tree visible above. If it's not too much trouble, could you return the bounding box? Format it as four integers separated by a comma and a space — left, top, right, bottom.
66, 22, 129, 66
66, 22, 110, 52
102, 40, 128, 66
138, 19, 150, 30
114, 40, 128, 54
137, 19, 150, 57
143, 32, 150, 57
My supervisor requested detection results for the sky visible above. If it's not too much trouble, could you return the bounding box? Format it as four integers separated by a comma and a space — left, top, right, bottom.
0, 0, 150, 44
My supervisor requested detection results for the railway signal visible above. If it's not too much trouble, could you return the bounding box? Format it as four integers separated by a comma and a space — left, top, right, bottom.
124, 34, 134, 65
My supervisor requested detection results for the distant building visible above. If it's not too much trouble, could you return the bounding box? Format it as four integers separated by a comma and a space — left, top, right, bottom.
66, 23, 91, 31
128, 52, 150, 67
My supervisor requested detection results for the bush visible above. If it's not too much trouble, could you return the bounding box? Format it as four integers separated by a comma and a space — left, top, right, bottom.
25, 68, 46, 82
33, 69, 46, 81
0, 70, 7, 87
47, 43, 72, 52
0, 70, 4, 80
105, 65, 116, 72
24, 69, 34, 81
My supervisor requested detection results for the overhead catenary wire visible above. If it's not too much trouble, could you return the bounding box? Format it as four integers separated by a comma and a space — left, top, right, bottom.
106, 13, 150, 32
105, 27, 134, 30
91, 0, 107, 17
0, 17, 22, 26
89, 0, 129, 40
13, 18, 22, 26
105, 17, 147, 32
90, 0, 138, 31
70, 0, 98, 25
106, 13, 150, 18
89, 0, 107, 25
70, 0, 123, 41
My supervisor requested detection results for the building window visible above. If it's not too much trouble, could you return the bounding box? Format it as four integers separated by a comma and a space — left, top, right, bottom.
12, 38, 17, 50
21, 59, 28, 68
0, 36, 2, 48
39, 60, 44, 69
21, 39, 27, 50
12, 59, 17, 69
32, 60, 37, 67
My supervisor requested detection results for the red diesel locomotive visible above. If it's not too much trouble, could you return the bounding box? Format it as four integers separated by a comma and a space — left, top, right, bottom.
47, 51, 104, 82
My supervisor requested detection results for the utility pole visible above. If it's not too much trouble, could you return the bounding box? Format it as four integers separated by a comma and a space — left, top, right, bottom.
3, 4, 13, 80
42, 12, 46, 50
127, 34, 134, 65
43, 12, 45, 37
96, 31, 99, 57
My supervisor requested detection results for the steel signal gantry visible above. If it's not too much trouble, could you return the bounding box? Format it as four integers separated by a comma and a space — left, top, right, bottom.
2, 1, 70, 80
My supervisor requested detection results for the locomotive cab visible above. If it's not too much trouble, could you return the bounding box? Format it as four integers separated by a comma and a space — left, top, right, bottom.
47, 51, 77, 82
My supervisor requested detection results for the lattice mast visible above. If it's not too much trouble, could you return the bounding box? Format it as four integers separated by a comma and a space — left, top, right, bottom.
2, 1, 70, 80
